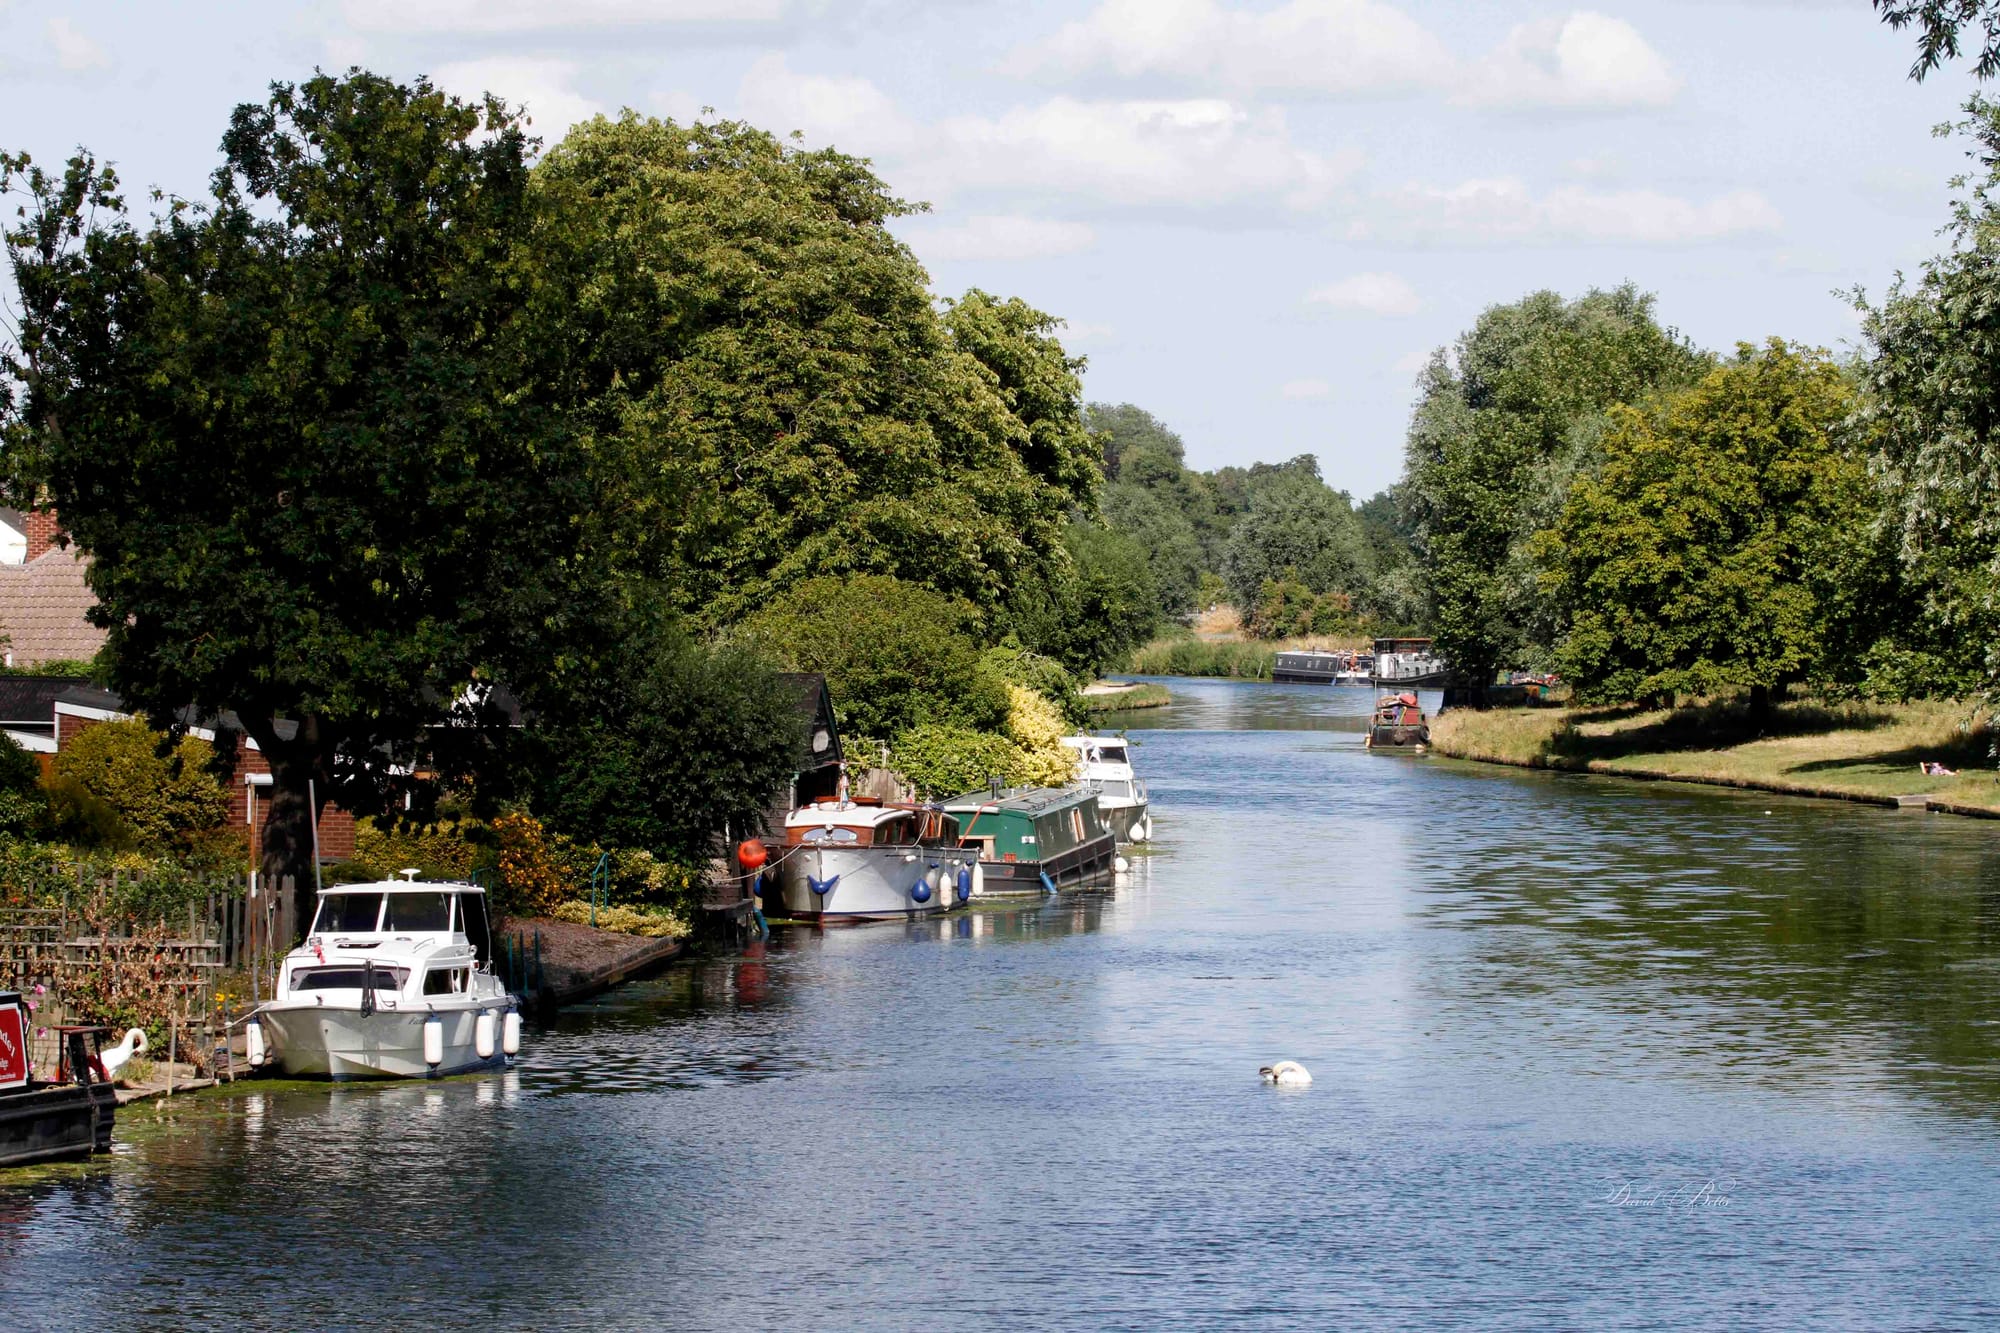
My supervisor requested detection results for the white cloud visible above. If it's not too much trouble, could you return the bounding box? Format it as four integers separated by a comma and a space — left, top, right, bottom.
343, 0, 781, 33
1459, 13, 1679, 111
432, 59, 605, 139
741, 59, 1356, 216
1011, 0, 1446, 98
904, 215, 1097, 261
1381, 178, 1782, 246
1281, 377, 1332, 399
1391, 348, 1433, 376
737, 53, 917, 153
1060, 320, 1117, 344
46, 18, 107, 72
1307, 271, 1422, 316
925, 97, 1355, 214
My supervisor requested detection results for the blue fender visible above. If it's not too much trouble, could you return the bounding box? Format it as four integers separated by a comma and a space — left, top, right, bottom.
911, 877, 932, 904
808, 873, 840, 896
1039, 870, 1058, 895
956, 866, 972, 903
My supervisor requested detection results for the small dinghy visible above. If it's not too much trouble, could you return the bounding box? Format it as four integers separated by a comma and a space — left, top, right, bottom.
250, 873, 521, 1080
0, 994, 118, 1168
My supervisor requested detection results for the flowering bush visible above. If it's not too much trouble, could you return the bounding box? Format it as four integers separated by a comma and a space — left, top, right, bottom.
494, 811, 571, 917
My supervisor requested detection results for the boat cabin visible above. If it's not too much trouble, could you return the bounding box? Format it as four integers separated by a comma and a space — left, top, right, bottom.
296, 878, 494, 992
782, 800, 958, 848
939, 786, 1110, 865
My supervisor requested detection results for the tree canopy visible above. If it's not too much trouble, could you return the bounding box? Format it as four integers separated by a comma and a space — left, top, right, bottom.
1402, 286, 1711, 682
1539, 342, 1877, 705
1, 72, 573, 925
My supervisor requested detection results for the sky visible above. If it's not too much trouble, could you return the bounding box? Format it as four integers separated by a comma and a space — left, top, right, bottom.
0, 1, 1983, 497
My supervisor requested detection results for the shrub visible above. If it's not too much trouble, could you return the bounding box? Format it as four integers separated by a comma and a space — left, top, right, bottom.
551, 899, 689, 939
352, 816, 491, 882
49, 720, 229, 853
740, 574, 1006, 740
1004, 684, 1078, 786
493, 811, 571, 918
891, 724, 1022, 798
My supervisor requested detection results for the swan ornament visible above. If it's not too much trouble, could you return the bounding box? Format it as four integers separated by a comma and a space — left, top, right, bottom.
1259, 1060, 1311, 1087
100, 1027, 149, 1079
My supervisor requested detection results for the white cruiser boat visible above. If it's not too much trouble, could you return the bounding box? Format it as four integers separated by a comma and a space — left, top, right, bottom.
1061, 734, 1152, 843
773, 799, 979, 922
250, 875, 520, 1080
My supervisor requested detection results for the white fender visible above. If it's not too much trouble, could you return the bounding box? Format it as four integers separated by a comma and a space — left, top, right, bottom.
422, 1015, 444, 1068
501, 1009, 522, 1057
244, 1018, 266, 1069
475, 1010, 497, 1061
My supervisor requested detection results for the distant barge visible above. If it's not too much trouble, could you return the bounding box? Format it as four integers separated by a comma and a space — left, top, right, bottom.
1275, 638, 1452, 688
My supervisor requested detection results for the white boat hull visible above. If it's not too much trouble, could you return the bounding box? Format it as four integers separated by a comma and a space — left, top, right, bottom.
1100, 797, 1151, 843
778, 845, 972, 921
257, 1001, 509, 1080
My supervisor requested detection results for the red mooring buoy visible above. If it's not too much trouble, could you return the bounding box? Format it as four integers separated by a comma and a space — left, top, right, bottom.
737, 839, 768, 872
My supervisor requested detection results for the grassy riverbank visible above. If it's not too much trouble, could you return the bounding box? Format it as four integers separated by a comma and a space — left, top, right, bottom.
1125, 631, 1368, 680
1083, 681, 1172, 712
1430, 697, 2000, 810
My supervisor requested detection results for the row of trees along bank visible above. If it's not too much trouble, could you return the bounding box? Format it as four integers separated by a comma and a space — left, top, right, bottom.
0, 72, 1142, 936
1395, 94, 2000, 712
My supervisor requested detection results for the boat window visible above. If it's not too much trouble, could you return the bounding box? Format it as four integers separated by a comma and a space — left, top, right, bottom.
384, 892, 452, 932
1099, 746, 1126, 764
291, 966, 406, 992
1098, 780, 1131, 799
459, 893, 492, 966
802, 827, 859, 844
313, 893, 384, 933
422, 967, 467, 996
877, 817, 915, 845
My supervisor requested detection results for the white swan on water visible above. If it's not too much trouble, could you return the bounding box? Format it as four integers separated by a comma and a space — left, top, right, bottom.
100, 1027, 148, 1078
1259, 1060, 1311, 1086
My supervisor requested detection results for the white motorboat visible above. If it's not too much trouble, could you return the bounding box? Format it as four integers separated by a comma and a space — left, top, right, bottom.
1061, 734, 1152, 843
250, 874, 520, 1080
772, 799, 978, 922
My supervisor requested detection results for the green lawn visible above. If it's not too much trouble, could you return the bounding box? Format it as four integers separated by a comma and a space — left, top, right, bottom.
1430, 697, 1997, 808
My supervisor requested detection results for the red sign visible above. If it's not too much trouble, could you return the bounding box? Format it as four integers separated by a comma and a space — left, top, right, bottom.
0, 1003, 26, 1090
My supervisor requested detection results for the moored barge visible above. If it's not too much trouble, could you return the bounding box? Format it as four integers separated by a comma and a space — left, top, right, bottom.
939, 786, 1118, 897
0, 994, 117, 1168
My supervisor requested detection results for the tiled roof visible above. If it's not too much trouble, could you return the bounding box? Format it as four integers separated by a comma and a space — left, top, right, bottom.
0, 675, 90, 727
0, 549, 106, 668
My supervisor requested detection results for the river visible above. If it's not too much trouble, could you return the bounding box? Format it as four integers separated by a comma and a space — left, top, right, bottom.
5, 678, 2000, 1329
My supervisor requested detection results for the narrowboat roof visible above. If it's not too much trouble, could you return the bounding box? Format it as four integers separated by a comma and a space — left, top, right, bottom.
784, 800, 923, 830
939, 785, 1095, 815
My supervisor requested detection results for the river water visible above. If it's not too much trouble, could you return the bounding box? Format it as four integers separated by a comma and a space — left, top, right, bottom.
6, 678, 2000, 1329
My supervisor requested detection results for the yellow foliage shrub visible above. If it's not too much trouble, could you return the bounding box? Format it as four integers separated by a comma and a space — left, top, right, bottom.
494, 811, 570, 918
551, 899, 689, 939
1004, 684, 1079, 787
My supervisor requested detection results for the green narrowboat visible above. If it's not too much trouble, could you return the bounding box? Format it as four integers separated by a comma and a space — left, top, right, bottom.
939, 786, 1118, 896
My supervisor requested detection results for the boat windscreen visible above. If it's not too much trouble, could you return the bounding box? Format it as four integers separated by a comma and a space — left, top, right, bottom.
314, 893, 384, 933
291, 966, 406, 992
383, 892, 451, 932
1099, 746, 1127, 764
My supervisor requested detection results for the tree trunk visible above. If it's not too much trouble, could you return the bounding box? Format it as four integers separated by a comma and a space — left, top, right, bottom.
1749, 683, 1771, 724
242, 714, 327, 946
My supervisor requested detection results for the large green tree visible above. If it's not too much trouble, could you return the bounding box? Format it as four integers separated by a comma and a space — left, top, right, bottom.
1, 73, 572, 930
1402, 286, 1710, 683
524, 115, 1095, 631
1538, 342, 1880, 707
1860, 94, 2000, 697
1221, 460, 1373, 627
